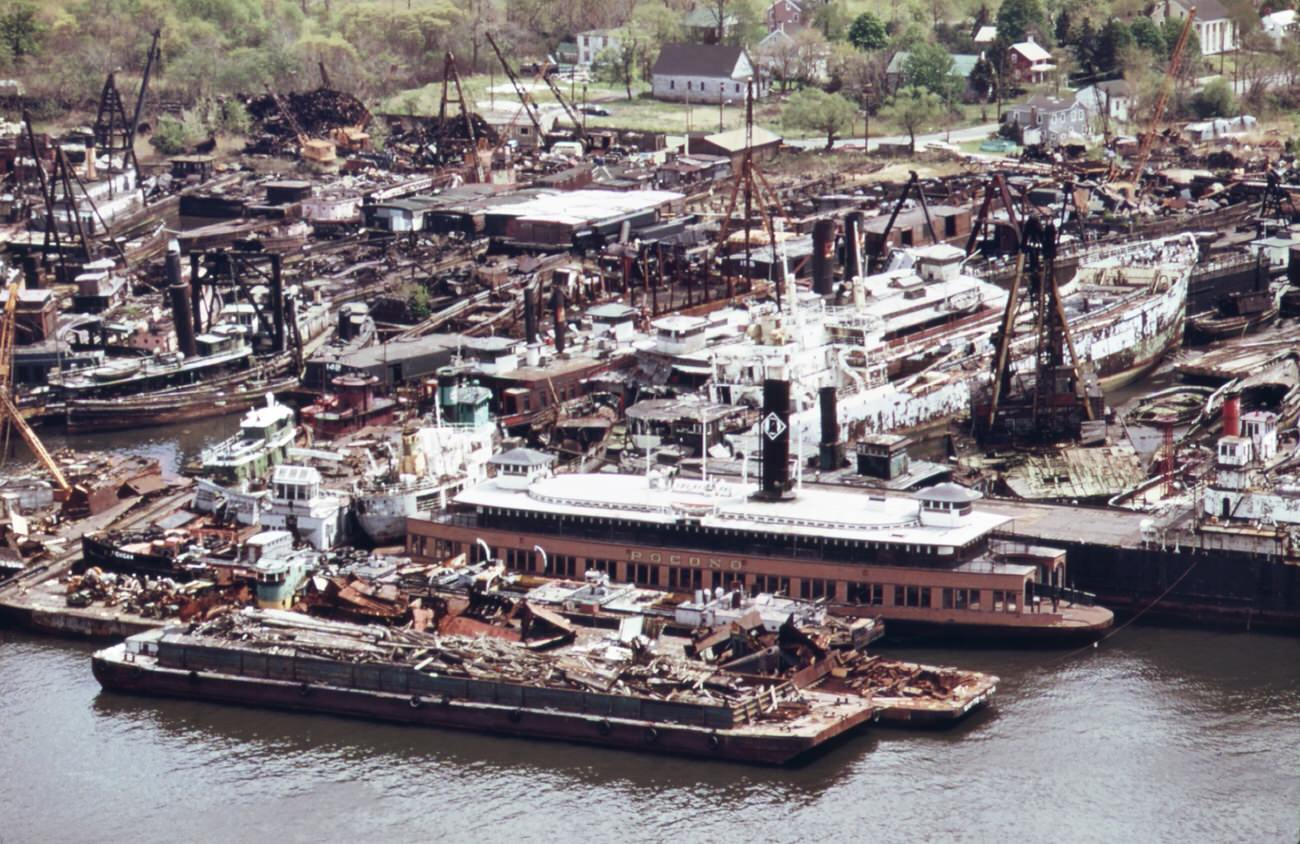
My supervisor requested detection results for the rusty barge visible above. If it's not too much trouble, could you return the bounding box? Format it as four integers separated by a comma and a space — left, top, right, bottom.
92, 608, 878, 765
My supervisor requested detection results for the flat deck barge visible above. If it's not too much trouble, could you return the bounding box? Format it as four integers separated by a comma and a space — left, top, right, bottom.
93, 609, 877, 765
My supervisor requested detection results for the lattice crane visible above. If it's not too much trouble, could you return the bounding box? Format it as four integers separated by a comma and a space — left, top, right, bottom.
1128, 10, 1195, 185
0, 282, 71, 495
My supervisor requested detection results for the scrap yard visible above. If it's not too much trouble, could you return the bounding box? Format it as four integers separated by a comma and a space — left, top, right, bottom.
0, 14, 1299, 814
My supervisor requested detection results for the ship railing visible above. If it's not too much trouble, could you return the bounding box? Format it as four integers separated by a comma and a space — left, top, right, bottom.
1029, 581, 1098, 607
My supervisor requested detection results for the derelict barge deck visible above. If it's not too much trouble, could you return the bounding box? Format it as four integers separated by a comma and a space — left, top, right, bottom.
92, 609, 877, 765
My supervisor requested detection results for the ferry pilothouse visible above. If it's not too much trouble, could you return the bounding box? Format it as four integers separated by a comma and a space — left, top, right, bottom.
408, 380, 1114, 643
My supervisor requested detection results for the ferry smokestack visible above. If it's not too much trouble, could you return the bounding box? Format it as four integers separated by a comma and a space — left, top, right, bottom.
166, 240, 197, 358
550, 278, 567, 354
756, 378, 793, 500
1223, 390, 1241, 437
844, 211, 864, 280
819, 386, 843, 471
812, 218, 835, 296
523, 279, 538, 344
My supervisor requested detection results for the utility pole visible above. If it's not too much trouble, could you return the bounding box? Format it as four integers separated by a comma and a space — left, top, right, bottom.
862, 80, 873, 152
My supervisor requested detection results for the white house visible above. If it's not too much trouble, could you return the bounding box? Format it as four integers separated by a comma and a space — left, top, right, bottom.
1074, 79, 1133, 128
577, 29, 622, 66
651, 43, 768, 102
1261, 10, 1297, 46
1153, 0, 1237, 56
1003, 95, 1090, 146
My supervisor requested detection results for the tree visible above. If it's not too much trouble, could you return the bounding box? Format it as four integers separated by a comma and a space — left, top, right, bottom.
811, 1, 849, 41
0, 0, 43, 59
793, 28, 831, 84
1130, 17, 1164, 56
880, 85, 943, 151
1192, 77, 1235, 117
848, 12, 887, 51
1094, 20, 1132, 74
995, 0, 1044, 43
969, 55, 995, 102
1054, 8, 1072, 45
904, 42, 959, 101
783, 88, 858, 149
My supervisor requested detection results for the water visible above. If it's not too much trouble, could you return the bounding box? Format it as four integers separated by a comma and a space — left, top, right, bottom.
2, 628, 1297, 844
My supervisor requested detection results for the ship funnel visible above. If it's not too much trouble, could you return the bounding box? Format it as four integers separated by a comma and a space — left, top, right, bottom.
550, 279, 568, 354
754, 378, 793, 501
818, 386, 843, 471
166, 239, 198, 358
523, 278, 539, 344
1223, 389, 1241, 438
812, 218, 835, 296
844, 211, 864, 280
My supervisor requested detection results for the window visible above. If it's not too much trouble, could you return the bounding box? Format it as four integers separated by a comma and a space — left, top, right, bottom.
893, 585, 904, 607
734, 83, 740, 93
993, 591, 1005, 612
920, 587, 931, 609
670, 80, 675, 90
906, 586, 919, 607
687, 80, 692, 90
942, 588, 953, 609
969, 589, 982, 610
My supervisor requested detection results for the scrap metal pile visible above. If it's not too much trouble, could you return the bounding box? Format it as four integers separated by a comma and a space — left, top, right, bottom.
191, 609, 794, 710
384, 114, 500, 166
243, 88, 371, 144
64, 568, 248, 620
832, 653, 987, 702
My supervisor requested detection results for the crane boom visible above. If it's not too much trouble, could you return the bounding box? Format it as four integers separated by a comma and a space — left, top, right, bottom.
485, 33, 546, 139
540, 64, 587, 144
0, 282, 71, 494
1129, 10, 1195, 184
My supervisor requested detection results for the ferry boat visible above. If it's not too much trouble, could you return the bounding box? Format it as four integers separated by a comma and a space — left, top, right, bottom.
353, 377, 498, 545
408, 382, 1113, 644
48, 331, 252, 399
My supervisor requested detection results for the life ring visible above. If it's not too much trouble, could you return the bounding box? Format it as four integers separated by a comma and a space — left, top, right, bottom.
644, 727, 659, 744
708, 733, 721, 751
597, 719, 612, 736
508, 708, 523, 723
409, 695, 423, 709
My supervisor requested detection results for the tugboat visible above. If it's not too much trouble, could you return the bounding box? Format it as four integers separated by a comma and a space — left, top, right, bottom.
353, 375, 497, 545
1188, 290, 1279, 343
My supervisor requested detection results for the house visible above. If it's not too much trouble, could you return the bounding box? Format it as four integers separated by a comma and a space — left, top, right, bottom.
651, 43, 768, 102
1261, 9, 1297, 46
1074, 79, 1133, 128
1152, 0, 1237, 56
973, 25, 997, 45
476, 102, 566, 148
885, 51, 983, 101
683, 5, 739, 42
765, 0, 802, 32
1003, 95, 1089, 146
577, 29, 622, 66
693, 125, 783, 167
1008, 36, 1056, 85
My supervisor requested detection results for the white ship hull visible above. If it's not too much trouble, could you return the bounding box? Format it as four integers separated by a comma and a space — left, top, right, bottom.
354, 479, 462, 545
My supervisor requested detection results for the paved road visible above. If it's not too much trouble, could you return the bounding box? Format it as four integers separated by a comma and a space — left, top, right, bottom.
786, 121, 1000, 152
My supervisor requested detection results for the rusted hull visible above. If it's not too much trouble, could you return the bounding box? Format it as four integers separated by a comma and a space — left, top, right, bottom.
65, 378, 298, 433
91, 654, 873, 765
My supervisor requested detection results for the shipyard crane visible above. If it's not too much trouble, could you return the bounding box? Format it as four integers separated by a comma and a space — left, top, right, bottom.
538, 62, 587, 146
438, 51, 486, 182
0, 282, 71, 496
1128, 10, 1195, 186
125, 29, 161, 182
485, 33, 546, 141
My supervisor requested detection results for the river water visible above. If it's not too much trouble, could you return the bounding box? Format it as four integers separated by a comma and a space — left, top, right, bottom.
2, 627, 1297, 844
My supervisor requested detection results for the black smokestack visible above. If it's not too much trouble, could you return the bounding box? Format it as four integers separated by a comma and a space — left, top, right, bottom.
844, 212, 864, 280
1289, 244, 1300, 287
550, 277, 567, 354
812, 218, 835, 296
20, 254, 41, 289
756, 378, 793, 500
818, 386, 843, 471
523, 278, 538, 344
166, 241, 197, 358
269, 253, 284, 353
